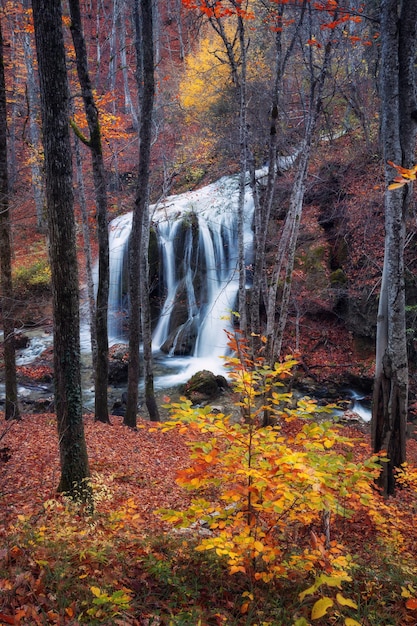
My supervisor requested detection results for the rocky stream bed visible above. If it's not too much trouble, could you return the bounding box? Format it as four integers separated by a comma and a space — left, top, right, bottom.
0, 327, 373, 430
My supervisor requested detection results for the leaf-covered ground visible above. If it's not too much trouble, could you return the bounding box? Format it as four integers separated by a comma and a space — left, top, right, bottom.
3, 408, 417, 624
0, 412, 194, 532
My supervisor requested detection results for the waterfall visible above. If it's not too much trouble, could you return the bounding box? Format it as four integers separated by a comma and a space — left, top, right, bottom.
107, 172, 255, 379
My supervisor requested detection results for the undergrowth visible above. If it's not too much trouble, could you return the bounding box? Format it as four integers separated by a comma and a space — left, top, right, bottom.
2, 333, 417, 624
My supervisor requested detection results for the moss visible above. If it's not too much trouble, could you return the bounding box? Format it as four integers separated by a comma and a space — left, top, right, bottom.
330, 268, 347, 286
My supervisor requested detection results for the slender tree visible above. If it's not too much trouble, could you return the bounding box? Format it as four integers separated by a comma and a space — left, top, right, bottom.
249, 0, 306, 348
124, 0, 158, 426
372, 0, 417, 495
32, 0, 91, 499
0, 17, 19, 422
69, 0, 110, 424
22, 0, 46, 231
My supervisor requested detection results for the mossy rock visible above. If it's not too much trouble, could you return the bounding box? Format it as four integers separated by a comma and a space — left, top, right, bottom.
184, 370, 228, 403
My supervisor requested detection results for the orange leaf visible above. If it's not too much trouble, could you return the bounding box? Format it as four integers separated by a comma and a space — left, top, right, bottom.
406, 598, 417, 610
241, 602, 249, 614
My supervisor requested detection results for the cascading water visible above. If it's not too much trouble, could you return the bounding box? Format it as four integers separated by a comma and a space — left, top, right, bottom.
107, 172, 255, 385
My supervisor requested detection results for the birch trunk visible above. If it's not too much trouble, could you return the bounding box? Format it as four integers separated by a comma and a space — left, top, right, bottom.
22, 0, 46, 231
372, 0, 417, 495
265, 38, 332, 365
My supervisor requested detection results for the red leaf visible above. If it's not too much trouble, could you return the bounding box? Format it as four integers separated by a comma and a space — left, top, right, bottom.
406, 598, 417, 610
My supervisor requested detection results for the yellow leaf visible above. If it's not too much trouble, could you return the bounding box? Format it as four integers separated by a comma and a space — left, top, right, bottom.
242, 591, 254, 600
253, 540, 264, 552
388, 181, 407, 190
402, 585, 414, 598
90, 586, 102, 598
299, 583, 318, 601
336, 593, 357, 609
311, 597, 334, 620
345, 619, 362, 626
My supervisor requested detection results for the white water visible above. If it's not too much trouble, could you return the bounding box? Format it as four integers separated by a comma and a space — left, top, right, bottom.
108, 172, 255, 383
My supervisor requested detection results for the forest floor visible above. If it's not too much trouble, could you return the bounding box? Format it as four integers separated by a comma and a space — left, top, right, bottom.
3, 403, 417, 624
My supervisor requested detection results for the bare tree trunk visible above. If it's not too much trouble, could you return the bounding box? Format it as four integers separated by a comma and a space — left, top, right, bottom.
108, 0, 118, 115
271, 145, 310, 360
73, 133, 98, 377
32, 0, 90, 500
372, 0, 417, 495
249, 2, 306, 350
22, 0, 46, 231
249, 16, 283, 343
119, 0, 139, 129
0, 17, 19, 422
7, 24, 17, 193
265, 39, 332, 364
237, 13, 248, 333
125, 0, 156, 426
141, 210, 160, 421
69, 0, 110, 424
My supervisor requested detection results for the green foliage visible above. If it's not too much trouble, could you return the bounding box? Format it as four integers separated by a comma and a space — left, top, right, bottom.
330, 268, 347, 286
13, 244, 51, 295
81, 586, 132, 623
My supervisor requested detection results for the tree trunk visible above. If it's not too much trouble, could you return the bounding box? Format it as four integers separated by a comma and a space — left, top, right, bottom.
125, 0, 156, 427
32, 0, 90, 500
249, 2, 306, 352
372, 0, 417, 495
119, 0, 139, 129
0, 17, 19, 422
22, 0, 46, 231
73, 132, 98, 378
69, 0, 110, 424
266, 39, 332, 364
237, 13, 248, 333
141, 212, 160, 421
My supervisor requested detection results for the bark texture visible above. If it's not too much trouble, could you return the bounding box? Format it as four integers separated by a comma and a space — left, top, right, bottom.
0, 17, 19, 421
125, 0, 158, 426
69, 0, 110, 424
372, 0, 417, 495
32, 0, 90, 498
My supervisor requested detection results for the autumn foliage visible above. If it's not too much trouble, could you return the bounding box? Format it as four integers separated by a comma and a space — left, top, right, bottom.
3, 334, 417, 623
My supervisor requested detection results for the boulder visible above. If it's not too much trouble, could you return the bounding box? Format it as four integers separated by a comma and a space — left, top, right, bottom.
108, 344, 129, 384
184, 369, 228, 404
160, 318, 199, 356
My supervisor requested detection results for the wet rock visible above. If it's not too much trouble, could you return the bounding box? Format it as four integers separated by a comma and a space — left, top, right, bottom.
111, 391, 127, 417
184, 370, 228, 404
160, 318, 199, 356
14, 333, 30, 350
27, 397, 55, 413
108, 344, 129, 384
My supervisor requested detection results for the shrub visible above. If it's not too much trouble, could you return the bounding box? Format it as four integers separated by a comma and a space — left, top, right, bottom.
158, 331, 384, 623
13, 254, 51, 295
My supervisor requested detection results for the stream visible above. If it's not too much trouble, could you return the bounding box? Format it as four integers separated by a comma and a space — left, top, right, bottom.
0, 327, 372, 422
